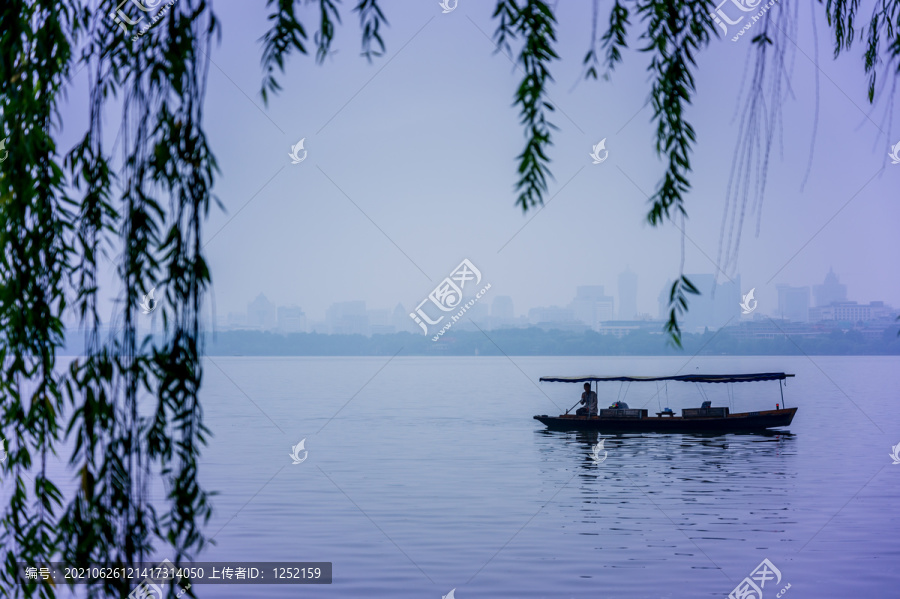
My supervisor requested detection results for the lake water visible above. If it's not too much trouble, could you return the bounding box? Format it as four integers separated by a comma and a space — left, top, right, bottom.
183, 355, 900, 599
16, 355, 900, 598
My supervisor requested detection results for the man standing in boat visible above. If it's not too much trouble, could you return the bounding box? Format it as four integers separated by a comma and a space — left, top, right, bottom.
576, 382, 598, 417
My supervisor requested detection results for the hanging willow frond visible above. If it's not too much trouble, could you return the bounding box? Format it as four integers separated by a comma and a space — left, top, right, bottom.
493, 0, 559, 212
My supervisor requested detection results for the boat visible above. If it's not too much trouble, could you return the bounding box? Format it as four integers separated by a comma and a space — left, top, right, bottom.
533, 372, 796, 433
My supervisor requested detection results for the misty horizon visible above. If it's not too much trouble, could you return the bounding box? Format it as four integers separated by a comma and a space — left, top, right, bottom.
53, 2, 898, 340
212, 265, 892, 325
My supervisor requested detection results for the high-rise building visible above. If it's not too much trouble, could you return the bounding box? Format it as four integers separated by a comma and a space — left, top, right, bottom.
568, 285, 615, 328
492, 296, 514, 320
682, 275, 716, 332
392, 303, 416, 333
660, 274, 741, 333
277, 305, 307, 332
326, 301, 368, 335
247, 294, 276, 329
713, 275, 741, 330
618, 268, 638, 320
813, 268, 847, 307
595, 297, 614, 323
658, 285, 670, 321
776, 285, 810, 322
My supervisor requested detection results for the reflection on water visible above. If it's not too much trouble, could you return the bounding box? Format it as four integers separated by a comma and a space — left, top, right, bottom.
44, 356, 900, 598
528, 430, 803, 598
538, 430, 797, 533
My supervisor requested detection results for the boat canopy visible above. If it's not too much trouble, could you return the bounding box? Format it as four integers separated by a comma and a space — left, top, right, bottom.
539, 373, 794, 384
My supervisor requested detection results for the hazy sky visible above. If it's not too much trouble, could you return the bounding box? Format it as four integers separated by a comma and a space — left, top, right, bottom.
62, 0, 899, 324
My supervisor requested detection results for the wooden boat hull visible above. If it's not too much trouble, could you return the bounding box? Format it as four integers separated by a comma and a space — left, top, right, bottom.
533, 407, 797, 433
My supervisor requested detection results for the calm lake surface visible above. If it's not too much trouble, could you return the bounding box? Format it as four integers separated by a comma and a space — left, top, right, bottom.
38, 356, 900, 597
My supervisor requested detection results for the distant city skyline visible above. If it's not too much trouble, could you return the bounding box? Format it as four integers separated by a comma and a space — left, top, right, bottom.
211, 259, 899, 331
212, 258, 899, 332
53, 2, 898, 347
219, 267, 897, 337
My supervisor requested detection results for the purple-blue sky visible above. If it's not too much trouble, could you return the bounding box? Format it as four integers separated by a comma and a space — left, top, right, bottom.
61, 0, 899, 324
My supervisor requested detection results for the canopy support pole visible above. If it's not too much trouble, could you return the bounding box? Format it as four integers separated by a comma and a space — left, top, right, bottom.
779, 379, 785, 409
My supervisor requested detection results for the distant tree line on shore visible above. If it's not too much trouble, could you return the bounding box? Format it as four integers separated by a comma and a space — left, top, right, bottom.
199, 326, 900, 356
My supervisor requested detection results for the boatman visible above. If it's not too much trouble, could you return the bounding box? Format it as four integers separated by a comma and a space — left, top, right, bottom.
576, 382, 598, 417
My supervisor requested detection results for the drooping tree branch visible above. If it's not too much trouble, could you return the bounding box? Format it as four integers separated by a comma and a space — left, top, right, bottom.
717, 2, 796, 275
2, 1, 218, 597
493, 0, 559, 212
629, 0, 716, 346
0, 1, 78, 595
